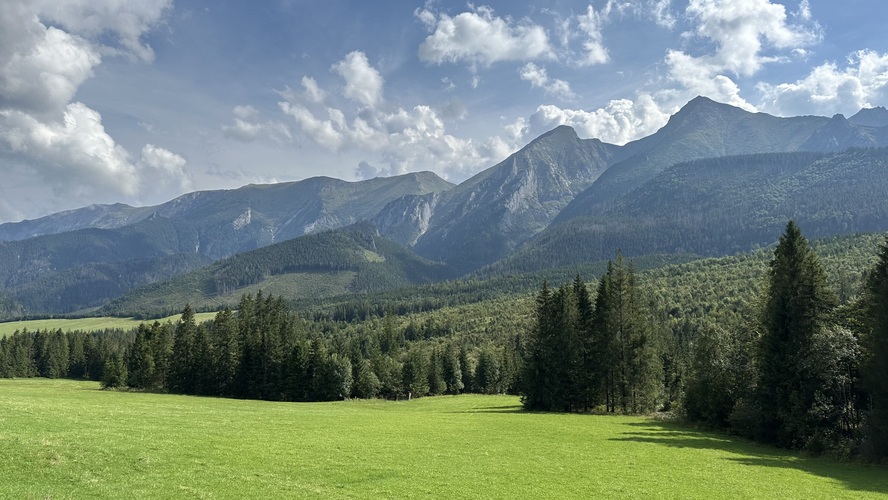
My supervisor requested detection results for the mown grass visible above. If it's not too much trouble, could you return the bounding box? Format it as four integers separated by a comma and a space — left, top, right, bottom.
1, 379, 886, 499
0, 312, 217, 337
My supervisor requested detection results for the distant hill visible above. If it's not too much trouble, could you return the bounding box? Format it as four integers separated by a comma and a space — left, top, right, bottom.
0, 171, 454, 244
0, 173, 452, 317
100, 223, 456, 317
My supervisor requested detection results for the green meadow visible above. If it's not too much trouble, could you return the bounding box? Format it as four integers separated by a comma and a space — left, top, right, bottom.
0, 312, 218, 337
1, 379, 886, 499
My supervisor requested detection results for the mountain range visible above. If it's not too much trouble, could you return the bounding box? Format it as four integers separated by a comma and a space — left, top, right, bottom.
3, 96, 888, 318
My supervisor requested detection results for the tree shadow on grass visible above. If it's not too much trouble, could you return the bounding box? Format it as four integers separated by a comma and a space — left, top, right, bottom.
611, 421, 888, 496
457, 405, 525, 414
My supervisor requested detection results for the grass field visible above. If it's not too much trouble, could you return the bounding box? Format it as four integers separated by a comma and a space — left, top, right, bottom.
0, 312, 218, 337
1, 379, 887, 499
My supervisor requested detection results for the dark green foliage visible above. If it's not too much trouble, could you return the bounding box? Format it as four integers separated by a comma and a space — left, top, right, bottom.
402, 346, 429, 398
683, 323, 753, 428
522, 260, 661, 413
101, 352, 128, 389
102, 223, 456, 317
594, 255, 662, 413
861, 237, 888, 458
755, 221, 840, 449
503, 148, 888, 274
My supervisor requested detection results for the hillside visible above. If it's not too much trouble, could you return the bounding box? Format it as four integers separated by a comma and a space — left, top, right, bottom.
0, 173, 453, 318
555, 96, 831, 221
493, 148, 888, 273
397, 126, 621, 272
100, 223, 456, 317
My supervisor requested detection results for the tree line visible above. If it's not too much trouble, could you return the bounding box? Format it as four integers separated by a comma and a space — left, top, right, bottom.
122, 292, 520, 401
523, 221, 887, 459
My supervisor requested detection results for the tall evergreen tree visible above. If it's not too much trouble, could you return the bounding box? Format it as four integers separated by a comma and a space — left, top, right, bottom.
861, 236, 888, 458
756, 221, 838, 448
170, 304, 198, 393
593, 252, 661, 413
521, 281, 556, 410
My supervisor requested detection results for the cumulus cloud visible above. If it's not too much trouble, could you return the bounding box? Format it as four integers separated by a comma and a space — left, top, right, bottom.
222, 105, 292, 144
680, 0, 821, 77
0, 0, 186, 210
137, 144, 192, 201
283, 51, 518, 181
650, 0, 677, 29
576, 5, 609, 66
31, 0, 172, 62
332, 51, 384, 109
758, 50, 888, 116
527, 94, 672, 145
417, 5, 554, 66
519, 63, 575, 101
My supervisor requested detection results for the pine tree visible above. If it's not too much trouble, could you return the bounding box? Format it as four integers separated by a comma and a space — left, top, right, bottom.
756, 221, 838, 448
170, 304, 197, 394
592, 253, 661, 413
521, 281, 555, 410
861, 236, 888, 458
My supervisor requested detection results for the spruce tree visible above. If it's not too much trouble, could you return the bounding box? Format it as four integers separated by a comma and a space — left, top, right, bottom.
862, 236, 888, 458
756, 221, 837, 448
170, 304, 197, 394
521, 281, 555, 410
592, 252, 661, 413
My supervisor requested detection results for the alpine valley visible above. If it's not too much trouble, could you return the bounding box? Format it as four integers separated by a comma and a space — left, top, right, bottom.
3, 96, 888, 319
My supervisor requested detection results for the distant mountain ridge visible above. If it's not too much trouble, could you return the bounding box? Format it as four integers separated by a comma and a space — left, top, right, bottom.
3, 96, 888, 318
0, 171, 454, 243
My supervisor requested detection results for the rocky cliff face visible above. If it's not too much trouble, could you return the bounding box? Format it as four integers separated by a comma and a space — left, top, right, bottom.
408, 125, 620, 272
373, 192, 440, 246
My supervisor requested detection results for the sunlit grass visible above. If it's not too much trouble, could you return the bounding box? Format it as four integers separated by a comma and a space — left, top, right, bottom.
0, 312, 216, 337
1, 379, 886, 499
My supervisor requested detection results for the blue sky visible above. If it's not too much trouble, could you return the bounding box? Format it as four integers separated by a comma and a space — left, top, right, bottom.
1, 0, 887, 222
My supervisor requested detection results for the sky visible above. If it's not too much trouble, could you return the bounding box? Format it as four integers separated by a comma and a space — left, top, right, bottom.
1, 0, 887, 222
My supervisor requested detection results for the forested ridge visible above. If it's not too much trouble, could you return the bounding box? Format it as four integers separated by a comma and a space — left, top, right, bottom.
99, 223, 456, 318
499, 148, 888, 274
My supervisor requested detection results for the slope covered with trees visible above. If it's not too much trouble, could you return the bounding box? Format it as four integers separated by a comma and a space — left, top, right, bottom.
100, 223, 456, 317
497, 148, 888, 274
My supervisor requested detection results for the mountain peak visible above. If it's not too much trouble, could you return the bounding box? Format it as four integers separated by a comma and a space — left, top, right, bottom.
849, 106, 888, 127
534, 124, 579, 141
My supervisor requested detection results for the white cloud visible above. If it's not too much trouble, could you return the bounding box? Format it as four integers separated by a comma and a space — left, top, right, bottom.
137, 144, 192, 202
682, 0, 821, 77
576, 5, 609, 66
332, 51, 384, 109
222, 105, 292, 144
519, 63, 575, 101
0, 0, 187, 209
758, 50, 888, 116
794, 0, 812, 21
31, 0, 172, 62
0, 103, 139, 197
0, 10, 100, 117
528, 94, 672, 145
282, 55, 519, 181
417, 5, 554, 66
650, 0, 677, 29
301, 76, 327, 103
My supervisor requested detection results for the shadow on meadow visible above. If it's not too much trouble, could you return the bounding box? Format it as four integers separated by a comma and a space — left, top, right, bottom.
611, 421, 888, 495
459, 405, 525, 414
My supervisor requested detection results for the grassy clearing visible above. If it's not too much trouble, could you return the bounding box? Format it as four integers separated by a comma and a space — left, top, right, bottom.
1, 379, 886, 499
0, 312, 217, 337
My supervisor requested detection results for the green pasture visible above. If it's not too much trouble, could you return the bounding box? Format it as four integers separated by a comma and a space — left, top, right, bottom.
1, 379, 886, 499
0, 312, 217, 337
